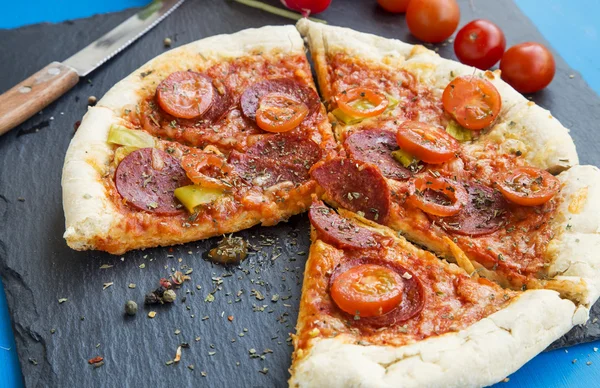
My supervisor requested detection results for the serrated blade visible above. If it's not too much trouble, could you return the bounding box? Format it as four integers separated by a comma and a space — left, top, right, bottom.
64, 0, 185, 77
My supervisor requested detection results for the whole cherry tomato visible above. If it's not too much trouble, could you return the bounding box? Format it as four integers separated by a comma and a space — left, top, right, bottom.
281, 0, 331, 14
454, 19, 506, 70
500, 42, 556, 93
406, 0, 460, 43
377, 0, 411, 13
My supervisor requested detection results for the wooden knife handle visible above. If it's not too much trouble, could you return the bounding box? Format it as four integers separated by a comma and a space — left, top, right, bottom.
0, 62, 79, 136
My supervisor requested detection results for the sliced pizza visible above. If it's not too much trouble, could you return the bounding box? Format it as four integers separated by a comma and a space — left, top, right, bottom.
290, 200, 585, 387
62, 25, 336, 254
297, 20, 600, 307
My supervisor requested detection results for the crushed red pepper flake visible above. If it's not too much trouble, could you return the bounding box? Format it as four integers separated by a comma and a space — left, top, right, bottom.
88, 356, 103, 365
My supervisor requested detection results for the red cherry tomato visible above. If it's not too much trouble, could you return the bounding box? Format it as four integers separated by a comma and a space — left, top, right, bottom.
500, 42, 556, 93
156, 71, 214, 119
495, 167, 560, 206
406, 0, 460, 43
454, 19, 506, 70
255, 93, 309, 133
181, 151, 232, 190
377, 0, 411, 13
336, 87, 389, 118
280, 0, 331, 14
396, 121, 460, 164
407, 177, 468, 217
330, 264, 405, 318
442, 76, 502, 130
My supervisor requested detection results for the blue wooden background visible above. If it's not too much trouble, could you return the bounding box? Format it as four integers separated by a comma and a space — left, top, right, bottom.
1, 1, 599, 386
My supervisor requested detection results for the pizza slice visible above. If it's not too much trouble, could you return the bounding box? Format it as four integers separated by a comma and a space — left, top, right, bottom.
297, 20, 600, 308
62, 25, 336, 254
290, 200, 585, 387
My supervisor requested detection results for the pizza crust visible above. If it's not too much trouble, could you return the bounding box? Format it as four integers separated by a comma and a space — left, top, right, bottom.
296, 19, 578, 172
62, 106, 124, 250
545, 165, 600, 306
290, 290, 584, 388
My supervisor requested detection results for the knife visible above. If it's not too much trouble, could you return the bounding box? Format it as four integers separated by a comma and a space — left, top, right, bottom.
0, 0, 185, 136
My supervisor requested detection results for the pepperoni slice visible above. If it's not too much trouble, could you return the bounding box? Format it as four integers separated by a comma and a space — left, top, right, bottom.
240, 78, 320, 122
156, 71, 214, 119
329, 258, 424, 327
311, 158, 391, 224
432, 182, 508, 236
229, 134, 322, 188
115, 148, 191, 215
344, 129, 411, 181
309, 200, 381, 250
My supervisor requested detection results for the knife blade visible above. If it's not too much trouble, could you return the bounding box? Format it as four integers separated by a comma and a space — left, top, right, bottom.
0, 0, 185, 136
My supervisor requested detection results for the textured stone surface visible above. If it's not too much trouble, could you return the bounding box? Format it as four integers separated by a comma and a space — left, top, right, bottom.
0, 0, 599, 386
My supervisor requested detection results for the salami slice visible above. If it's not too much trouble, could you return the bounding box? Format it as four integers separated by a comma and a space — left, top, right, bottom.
330, 258, 424, 327
229, 134, 321, 188
433, 182, 508, 236
344, 129, 411, 181
115, 148, 191, 215
240, 78, 320, 121
309, 200, 381, 249
311, 158, 391, 224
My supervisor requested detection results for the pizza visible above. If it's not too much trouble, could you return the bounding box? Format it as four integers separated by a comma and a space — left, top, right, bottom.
61, 25, 336, 254
61, 19, 600, 387
297, 20, 600, 308
289, 199, 584, 387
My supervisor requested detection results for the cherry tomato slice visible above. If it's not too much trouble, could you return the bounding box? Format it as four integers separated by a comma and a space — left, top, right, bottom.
336, 87, 389, 118
330, 264, 404, 318
255, 93, 309, 133
396, 121, 459, 164
442, 76, 502, 130
407, 177, 468, 217
495, 167, 560, 206
156, 71, 214, 119
181, 150, 232, 189
454, 19, 506, 70
500, 42, 556, 94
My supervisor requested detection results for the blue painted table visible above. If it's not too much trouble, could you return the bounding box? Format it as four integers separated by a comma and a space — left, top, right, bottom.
1, 1, 599, 386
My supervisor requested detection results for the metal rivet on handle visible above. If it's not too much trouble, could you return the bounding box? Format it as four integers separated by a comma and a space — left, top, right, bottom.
47, 67, 60, 75
19, 86, 32, 94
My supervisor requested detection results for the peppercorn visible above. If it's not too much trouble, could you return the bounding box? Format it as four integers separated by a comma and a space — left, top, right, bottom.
144, 292, 160, 305
163, 289, 177, 303
125, 300, 138, 316
164, 37, 172, 47
153, 286, 167, 298
87, 96, 97, 106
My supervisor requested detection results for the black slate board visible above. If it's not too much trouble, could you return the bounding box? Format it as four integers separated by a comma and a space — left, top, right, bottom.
1, 0, 600, 386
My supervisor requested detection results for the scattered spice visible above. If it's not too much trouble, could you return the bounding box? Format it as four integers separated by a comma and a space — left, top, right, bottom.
163, 289, 177, 303
174, 346, 182, 363
228, 315, 234, 322
148, 311, 157, 318
28, 357, 38, 366
188, 364, 195, 371
124, 300, 138, 316
87, 96, 97, 106
58, 298, 68, 304
92, 361, 105, 369
259, 367, 269, 375
88, 356, 103, 364
128, 283, 136, 289
103, 282, 114, 290
163, 37, 172, 47
99, 264, 113, 269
